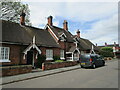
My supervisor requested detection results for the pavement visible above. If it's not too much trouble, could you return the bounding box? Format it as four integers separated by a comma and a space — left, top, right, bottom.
1, 64, 81, 85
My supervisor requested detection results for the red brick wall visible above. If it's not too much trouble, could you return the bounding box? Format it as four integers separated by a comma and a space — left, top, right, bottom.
53, 48, 60, 56
1, 65, 32, 77
40, 47, 60, 57
42, 61, 78, 70
58, 41, 75, 51
58, 41, 66, 49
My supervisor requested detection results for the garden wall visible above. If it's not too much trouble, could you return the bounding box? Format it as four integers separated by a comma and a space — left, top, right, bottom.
0, 65, 32, 77
42, 61, 78, 70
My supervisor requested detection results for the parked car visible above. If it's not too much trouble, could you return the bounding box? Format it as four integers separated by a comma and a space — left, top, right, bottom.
79, 54, 105, 69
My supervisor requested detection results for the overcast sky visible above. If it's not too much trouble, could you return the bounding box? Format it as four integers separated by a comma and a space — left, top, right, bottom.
21, 0, 118, 46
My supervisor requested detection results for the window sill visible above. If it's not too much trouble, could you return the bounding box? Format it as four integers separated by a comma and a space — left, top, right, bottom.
60, 57, 65, 60
0, 59, 11, 62
46, 58, 53, 60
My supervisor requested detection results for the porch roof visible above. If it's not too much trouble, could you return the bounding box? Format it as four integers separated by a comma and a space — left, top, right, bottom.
68, 46, 80, 54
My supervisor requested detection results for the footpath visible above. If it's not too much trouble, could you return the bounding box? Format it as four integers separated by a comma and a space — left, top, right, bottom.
1, 64, 81, 85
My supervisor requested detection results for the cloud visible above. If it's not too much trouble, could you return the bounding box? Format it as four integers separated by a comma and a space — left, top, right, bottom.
81, 14, 118, 45
27, 2, 117, 26
65, 2, 117, 22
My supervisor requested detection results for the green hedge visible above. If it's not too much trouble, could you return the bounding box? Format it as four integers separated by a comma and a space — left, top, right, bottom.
54, 60, 64, 62
100, 47, 114, 57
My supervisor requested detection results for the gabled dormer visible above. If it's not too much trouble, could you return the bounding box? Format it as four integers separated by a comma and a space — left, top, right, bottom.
59, 33, 67, 42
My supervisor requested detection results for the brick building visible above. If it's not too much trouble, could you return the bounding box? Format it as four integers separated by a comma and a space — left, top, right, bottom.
0, 12, 99, 68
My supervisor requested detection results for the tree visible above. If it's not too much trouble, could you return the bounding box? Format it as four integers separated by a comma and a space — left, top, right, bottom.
100, 47, 114, 57
0, 0, 31, 26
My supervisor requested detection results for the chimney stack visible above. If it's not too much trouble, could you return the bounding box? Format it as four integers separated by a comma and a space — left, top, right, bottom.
63, 20, 68, 31
105, 42, 107, 46
96, 43, 97, 46
76, 29, 80, 38
114, 42, 116, 47
20, 10, 26, 25
47, 16, 53, 26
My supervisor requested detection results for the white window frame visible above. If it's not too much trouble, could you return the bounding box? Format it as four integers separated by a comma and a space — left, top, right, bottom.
60, 50, 65, 60
0, 47, 10, 62
46, 49, 53, 60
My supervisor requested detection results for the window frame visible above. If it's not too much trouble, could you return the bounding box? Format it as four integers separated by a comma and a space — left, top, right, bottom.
46, 49, 53, 60
0, 47, 10, 62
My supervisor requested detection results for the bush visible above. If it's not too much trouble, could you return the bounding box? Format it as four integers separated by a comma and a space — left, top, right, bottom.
53, 56, 60, 61
100, 47, 114, 58
55, 60, 64, 62
101, 47, 113, 52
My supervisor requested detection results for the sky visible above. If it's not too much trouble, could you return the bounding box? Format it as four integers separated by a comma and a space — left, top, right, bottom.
21, 0, 118, 46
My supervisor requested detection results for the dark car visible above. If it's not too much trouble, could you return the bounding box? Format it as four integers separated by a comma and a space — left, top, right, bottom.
79, 54, 105, 69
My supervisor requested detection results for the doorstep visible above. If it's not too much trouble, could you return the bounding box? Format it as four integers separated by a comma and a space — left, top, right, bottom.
32, 68, 43, 73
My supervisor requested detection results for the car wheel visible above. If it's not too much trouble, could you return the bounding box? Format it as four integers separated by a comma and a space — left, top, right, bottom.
103, 62, 105, 66
92, 64, 96, 69
81, 65, 84, 68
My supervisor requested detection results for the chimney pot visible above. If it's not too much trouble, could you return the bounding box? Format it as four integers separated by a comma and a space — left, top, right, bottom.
63, 20, 68, 31
114, 42, 116, 46
105, 42, 107, 46
76, 29, 80, 38
96, 43, 97, 46
47, 16, 53, 26
20, 10, 26, 25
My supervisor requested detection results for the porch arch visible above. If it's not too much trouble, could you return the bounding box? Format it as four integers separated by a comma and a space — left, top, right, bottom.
23, 43, 41, 67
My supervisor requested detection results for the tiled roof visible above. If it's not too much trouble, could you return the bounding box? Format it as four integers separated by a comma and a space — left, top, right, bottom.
77, 38, 99, 51
1, 20, 59, 47
48, 25, 74, 42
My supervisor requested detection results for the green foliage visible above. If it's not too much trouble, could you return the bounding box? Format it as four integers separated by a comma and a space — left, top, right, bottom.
100, 47, 114, 57
37, 55, 46, 68
53, 56, 60, 61
55, 60, 64, 62
101, 47, 113, 52
0, 0, 32, 26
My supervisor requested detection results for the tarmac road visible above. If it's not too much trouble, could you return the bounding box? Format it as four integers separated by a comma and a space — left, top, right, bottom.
2, 59, 118, 88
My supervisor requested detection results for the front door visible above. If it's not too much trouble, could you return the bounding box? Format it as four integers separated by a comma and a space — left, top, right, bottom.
27, 51, 33, 65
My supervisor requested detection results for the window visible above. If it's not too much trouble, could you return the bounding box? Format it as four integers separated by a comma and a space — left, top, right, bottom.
0, 47, 10, 62
46, 49, 53, 60
60, 50, 65, 59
